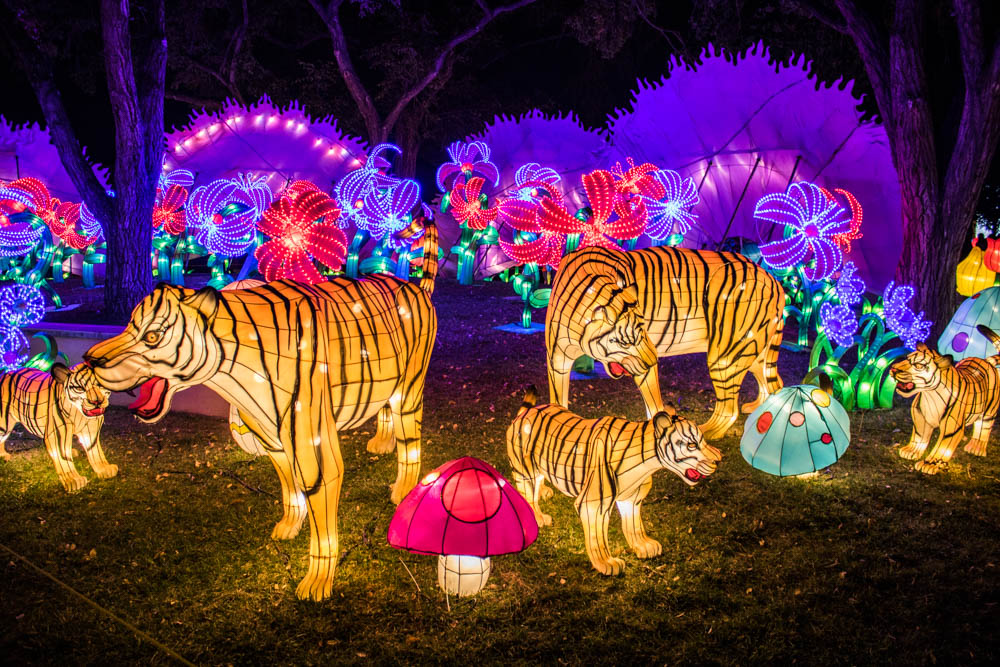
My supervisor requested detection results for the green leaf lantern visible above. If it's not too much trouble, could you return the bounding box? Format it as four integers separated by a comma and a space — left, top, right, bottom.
740, 384, 850, 476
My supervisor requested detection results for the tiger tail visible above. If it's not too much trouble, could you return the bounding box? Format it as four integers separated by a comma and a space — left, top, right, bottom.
419, 221, 439, 296
975, 325, 1000, 361
516, 385, 539, 418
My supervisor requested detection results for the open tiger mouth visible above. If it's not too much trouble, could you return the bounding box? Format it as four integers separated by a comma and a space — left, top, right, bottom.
606, 362, 631, 378
129, 377, 169, 420
896, 381, 915, 392
83, 407, 105, 417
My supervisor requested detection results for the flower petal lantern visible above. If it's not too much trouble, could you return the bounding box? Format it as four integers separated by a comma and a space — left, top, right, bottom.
956, 237, 996, 297
938, 286, 1000, 361
387, 456, 538, 597
741, 384, 850, 476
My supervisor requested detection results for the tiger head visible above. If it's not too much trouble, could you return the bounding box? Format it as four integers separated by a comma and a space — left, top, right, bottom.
889, 344, 953, 398
84, 284, 222, 423
581, 283, 657, 379
52, 363, 110, 418
652, 411, 722, 486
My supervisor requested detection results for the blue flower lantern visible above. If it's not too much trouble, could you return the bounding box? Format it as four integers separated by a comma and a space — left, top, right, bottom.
741, 383, 850, 476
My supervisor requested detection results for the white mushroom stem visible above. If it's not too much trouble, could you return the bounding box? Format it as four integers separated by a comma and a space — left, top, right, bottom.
437, 554, 491, 597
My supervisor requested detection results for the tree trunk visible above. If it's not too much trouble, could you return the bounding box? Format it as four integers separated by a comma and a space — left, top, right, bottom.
103, 185, 156, 323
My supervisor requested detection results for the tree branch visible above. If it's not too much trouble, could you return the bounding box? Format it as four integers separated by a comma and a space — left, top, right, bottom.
307, 0, 382, 141
166, 91, 222, 109
782, 0, 848, 34
101, 0, 145, 189
831, 0, 892, 126
382, 0, 541, 135
953, 0, 985, 90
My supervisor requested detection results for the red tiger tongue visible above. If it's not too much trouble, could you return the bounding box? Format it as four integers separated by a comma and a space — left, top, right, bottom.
685, 469, 703, 481
608, 362, 629, 377
130, 377, 166, 411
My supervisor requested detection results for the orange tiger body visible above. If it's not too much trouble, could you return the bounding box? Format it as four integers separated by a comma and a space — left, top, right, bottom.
85, 224, 439, 600
0, 363, 114, 492
890, 326, 1000, 474
546, 245, 785, 439
506, 386, 720, 575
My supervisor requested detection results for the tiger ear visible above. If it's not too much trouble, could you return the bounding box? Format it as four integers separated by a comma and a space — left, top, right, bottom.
662, 401, 678, 416
916, 342, 929, 352
652, 411, 673, 438
935, 354, 954, 369
592, 305, 607, 322
50, 363, 70, 384
181, 286, 220, 324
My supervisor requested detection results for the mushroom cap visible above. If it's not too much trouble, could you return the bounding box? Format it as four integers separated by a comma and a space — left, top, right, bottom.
938, 286, 1000, 361
740, 384, 850, 476
387, 457, 538, 557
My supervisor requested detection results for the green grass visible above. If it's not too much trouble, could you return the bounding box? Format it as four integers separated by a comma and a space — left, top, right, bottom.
2, 281, 999, 665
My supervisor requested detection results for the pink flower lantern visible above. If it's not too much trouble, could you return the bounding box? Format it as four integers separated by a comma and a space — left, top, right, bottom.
387, 456, 538, 597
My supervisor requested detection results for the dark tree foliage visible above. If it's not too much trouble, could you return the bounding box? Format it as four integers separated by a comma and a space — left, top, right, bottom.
1, 0, 165, 323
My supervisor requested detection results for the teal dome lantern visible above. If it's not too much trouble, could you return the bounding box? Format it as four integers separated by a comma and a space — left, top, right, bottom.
741, 384, 850, 476
938, 286, 1000, 361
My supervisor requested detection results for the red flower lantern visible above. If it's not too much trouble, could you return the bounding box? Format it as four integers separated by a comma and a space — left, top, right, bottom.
448, 177, 498, 231
255, 190, 347, 283
538, 169, 647, 250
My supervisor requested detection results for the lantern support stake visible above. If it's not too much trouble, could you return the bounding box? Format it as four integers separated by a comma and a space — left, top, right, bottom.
716, 155, 761, 250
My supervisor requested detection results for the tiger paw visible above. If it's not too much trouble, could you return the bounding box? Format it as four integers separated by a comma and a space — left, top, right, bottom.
593, 556, 626, 576
898, 444, 925, 460
390, 479, 417, 505
295, 556, 337, 601
631, 537, 662, 559
964, 439, 988, 457
539, 484, 554, 500
534, 511, 552, 528
915, 459, 947, 475
271, 513, 305, 540
95, 463, 119, 479
366, 432, 395, 455
60, 474, 88, 493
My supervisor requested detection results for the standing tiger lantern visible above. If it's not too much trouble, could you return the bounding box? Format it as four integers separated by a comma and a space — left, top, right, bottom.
889, 325, 1000, 474
0, 363, 114, 492
506, 386, 720, 575
84, 225, 439, 601
546, 246, 785, 439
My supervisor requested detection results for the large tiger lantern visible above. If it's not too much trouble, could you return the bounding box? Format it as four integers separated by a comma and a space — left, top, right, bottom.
506, 386, 720, 575
546, 246, 785, 439
85, 225, 440, 601
0, 363, 114, 492
889, 324, 1000, 474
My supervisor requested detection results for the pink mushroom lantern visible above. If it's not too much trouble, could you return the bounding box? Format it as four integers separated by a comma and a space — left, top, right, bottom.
387, 457, 538, 597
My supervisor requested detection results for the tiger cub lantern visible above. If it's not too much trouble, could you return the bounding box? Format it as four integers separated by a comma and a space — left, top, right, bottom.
0, 363, 114, 492
506, 387, 720, 575
889, 325, 1000, 474
545, 245, 785, 440
740, 378, 850, 477
387, 457, 538, 597
84, 225, 440, 601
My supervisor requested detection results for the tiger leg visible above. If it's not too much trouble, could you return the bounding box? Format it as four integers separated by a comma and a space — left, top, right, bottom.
366, 405, 395, 455
899, 405, 933, 460
578, 500, 623, 575
389, 396, 424, 505
915, 416, 964, 474
506, 439, 551, 526
267, 449, 307, 540
634, 365, 667, 419
964, 416, 993, 457
80, 423, 118, 479
618, 476, 661, 559
46, 427, 87, 492
547, 347, 573, 408
701, 350, 755, 440
0, 433, 9, 460
291, 407, 344, 602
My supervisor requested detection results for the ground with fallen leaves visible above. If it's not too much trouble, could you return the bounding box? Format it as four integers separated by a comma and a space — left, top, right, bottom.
2, 279, 998, 665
